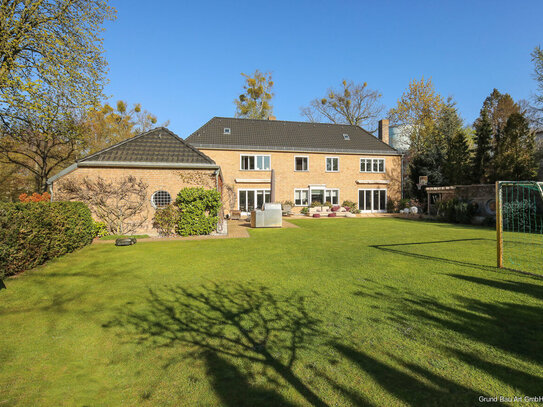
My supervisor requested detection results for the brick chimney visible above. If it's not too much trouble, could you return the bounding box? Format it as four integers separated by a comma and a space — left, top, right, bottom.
268, 115, 276, 120
378, 119, 389, 145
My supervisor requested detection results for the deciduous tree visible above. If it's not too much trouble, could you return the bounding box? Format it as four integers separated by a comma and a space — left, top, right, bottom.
234, 70, 274, 119
388, 77, 444, 154
300, 80, 384, 130
0, 97, 87, 192
84, 101, 162, 155
0, 0, 116, 129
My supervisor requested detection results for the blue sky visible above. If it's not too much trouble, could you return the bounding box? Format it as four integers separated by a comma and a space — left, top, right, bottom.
103, 0, 542, 138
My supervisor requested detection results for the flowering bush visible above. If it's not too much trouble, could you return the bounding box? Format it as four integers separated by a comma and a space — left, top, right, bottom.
19, 192, 50, 202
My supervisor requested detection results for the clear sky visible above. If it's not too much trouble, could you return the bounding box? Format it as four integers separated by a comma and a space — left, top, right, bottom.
102, 0, 543, 138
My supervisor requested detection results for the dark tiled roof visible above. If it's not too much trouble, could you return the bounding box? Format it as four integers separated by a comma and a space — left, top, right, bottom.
186, 117, 399, 155
79, 127, 216, 165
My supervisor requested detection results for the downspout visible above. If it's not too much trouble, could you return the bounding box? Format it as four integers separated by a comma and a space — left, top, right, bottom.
49, 183, 54, 202
401, 154, 404, 199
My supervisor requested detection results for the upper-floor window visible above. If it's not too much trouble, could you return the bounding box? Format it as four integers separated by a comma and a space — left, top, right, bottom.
326, 157, 339, 172
294, 156, 308, 171
240, 154, 270, 170
360, 158, 385, 173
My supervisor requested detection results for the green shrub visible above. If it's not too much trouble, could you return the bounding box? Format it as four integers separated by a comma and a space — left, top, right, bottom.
94, 221, 109, 238
0, 202, 94, 278
175, 188, 221, 237
310, 200, 322, 207
300, 207, 309, 215
437, 198, 477, 224
341, 200, 359, 214
398, 198, 410, 210
152, 204, 179, 236
387, 199, 396, 213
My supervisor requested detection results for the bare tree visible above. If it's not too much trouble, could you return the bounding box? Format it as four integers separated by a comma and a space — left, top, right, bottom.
0, 105, 87, 192
300, 80, 384, 130
57, 176, 149, 235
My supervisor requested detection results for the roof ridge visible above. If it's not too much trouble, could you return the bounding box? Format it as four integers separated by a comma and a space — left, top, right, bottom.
78, 127, 163, 163
160, 127, 216, 164
211, 116, 365, 128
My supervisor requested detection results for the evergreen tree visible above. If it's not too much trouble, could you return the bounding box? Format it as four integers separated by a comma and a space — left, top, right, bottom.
408, 145, 446, 201
495, 113, 537, 180
434, 97, 463, 151
472, 109, 493, 183
444, 130, 471, 185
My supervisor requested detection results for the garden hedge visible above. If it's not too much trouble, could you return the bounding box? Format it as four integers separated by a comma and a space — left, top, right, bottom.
0, 202, 95, 278
175, 187, 221, 236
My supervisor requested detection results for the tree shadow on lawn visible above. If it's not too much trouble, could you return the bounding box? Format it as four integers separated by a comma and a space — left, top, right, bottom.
447, 274, 543, 300
352, 281, 543, 396
332, 343, 501, 407
370, 238, 499, 272
107, 281, 331, 406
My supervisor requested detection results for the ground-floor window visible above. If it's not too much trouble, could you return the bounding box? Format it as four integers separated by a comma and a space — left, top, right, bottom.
295, 188, 339, 206
294, 189, 309, 206
358, 189, 386, 212
238, 189, 271, 212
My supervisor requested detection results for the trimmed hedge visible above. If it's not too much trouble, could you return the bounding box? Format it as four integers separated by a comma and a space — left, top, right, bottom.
175, 188, 221, 237
0, 202, 95, 278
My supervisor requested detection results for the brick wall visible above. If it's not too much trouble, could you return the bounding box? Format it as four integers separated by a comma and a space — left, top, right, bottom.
51, 166, 218, 235
199, 149, 402, 213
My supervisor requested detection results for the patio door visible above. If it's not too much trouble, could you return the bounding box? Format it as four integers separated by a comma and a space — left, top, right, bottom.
238, 189, 271, 213
358, 189, 386, 212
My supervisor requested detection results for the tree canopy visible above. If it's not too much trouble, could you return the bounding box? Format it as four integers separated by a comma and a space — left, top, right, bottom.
0, 0, 116, 128
388, 77, 444, 154
234, 70, 274, 119
300, 80, 384, 130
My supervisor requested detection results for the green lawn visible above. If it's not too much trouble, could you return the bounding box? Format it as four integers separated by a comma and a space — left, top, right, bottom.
1, 218, 542, 406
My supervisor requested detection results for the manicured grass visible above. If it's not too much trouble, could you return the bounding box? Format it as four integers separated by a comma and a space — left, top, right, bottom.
99, 234, 150, 240
1, 218, 542, 406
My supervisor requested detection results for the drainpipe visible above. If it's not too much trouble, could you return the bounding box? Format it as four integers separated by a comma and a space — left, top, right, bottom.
214, 169, 219, 191
401, 154, 404, 199
271, 169, 276, 202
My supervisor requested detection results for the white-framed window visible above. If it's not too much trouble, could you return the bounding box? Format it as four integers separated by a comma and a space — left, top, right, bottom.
238, 189, 271, 212
294, 156, 309, 171
308, 187, 340, 205
360, 158, 385, 173
326, 157, 339, 172
224, 127, 231, 134
240, 154, 271, 170
151, 190, 172, 209
294, 189, 309, 206
325, 189, 339, 205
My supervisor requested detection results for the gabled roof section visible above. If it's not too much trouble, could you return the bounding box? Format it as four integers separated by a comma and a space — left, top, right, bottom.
186, 117, 400, 155
79, 127, 216, 165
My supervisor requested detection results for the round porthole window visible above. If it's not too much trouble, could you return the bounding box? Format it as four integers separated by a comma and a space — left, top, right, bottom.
151, 190, 172, 209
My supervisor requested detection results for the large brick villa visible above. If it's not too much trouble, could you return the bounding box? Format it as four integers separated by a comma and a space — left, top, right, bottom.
48, 117, 402, 234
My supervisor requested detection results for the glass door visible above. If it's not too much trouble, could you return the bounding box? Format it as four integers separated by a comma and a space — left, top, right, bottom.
358, 189, 387, 212
239, 189, 271, 213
